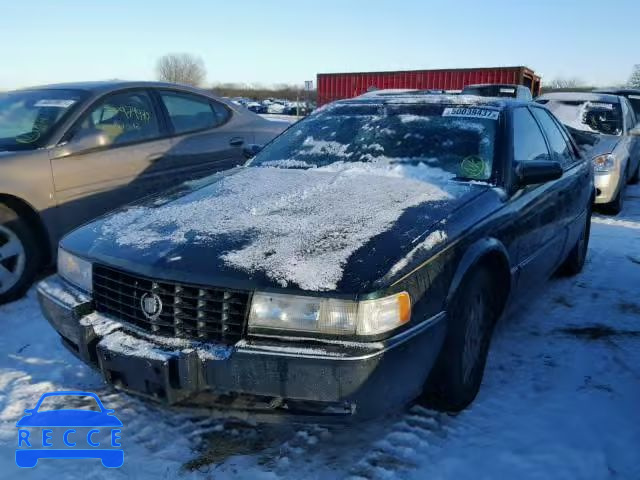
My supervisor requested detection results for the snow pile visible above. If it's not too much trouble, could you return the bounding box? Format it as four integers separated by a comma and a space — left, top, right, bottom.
259, 159, 315, 169
546, 101, 597, 133
297, 136, 352, 158
98, 331, 174, 361
99, 164, 455, 291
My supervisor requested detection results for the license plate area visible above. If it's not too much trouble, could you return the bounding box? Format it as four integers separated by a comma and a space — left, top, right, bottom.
96, 342, 190, 404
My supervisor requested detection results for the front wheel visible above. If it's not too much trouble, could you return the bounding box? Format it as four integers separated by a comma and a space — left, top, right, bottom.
628, 161, 639, 184
0, 204, 41, 305
558, 208, 591, 276
421, 267, 498, 412
604, 181, 625, 215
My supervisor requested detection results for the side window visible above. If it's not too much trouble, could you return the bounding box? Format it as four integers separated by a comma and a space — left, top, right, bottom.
211, 100, 231, 125
512, 108, 550, 162
531, 108, 574, 167
160, 92, 225, 135
551, 115, 582, 162
74, 91, 160, 145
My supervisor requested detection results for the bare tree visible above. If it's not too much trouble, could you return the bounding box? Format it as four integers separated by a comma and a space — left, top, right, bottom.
547, 77, 585, 89
156, 53, 206, 87
628, 64, 640, 88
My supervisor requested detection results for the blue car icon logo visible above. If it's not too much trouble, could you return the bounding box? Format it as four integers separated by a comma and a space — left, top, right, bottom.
16, 391, 123, 468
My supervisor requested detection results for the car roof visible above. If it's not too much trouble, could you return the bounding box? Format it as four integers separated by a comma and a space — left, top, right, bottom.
593, 88, 640, 96
537, 91, 622, 103
336, 92, 531, 110
16, 80, 212, 96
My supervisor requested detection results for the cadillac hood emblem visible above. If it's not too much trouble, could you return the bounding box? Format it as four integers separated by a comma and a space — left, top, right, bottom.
140, 292, 163, 320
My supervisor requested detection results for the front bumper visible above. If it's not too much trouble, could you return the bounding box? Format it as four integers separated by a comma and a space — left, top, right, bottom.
37, 275, 446, 420
594, 171, 622, 204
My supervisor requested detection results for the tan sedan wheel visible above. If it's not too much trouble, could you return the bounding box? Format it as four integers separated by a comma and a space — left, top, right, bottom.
0, 204, 41, 305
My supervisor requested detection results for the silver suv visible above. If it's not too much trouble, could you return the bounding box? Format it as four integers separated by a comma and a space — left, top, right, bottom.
0, 81, 286, 304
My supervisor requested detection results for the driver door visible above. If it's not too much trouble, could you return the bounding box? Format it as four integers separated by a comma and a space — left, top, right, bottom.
509, 107, 567, 292
50, 89, 172, 235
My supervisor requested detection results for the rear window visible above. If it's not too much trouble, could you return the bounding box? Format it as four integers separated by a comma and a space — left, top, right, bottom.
251, 103, 499, 182
160, 92, 227, 135
540, 99, 623, 136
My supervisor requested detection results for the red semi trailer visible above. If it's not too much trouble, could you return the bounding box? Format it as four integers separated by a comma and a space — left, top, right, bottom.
317, 66, 541, 106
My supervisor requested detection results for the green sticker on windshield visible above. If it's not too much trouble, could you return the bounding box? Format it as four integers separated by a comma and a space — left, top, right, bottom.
460, 156, 487, 179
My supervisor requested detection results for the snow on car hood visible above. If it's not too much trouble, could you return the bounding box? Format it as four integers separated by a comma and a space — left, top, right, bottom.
92, 163, 460, 292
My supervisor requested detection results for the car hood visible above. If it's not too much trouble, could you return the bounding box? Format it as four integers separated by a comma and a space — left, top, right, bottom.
62, 164, 488, 295
566, 127, 621, 158
16, 410, 123, 427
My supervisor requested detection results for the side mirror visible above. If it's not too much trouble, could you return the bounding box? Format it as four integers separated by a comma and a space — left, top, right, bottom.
242, 144, 263, 159
515, 160, 563, 186
630, 126, 640, 137
58, 130, 112, 157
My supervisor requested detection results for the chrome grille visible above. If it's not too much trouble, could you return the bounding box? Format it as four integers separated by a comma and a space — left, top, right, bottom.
92, 265, 250, 344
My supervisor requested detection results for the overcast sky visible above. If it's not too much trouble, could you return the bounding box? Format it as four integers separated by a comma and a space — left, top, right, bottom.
1, 0, 638, 90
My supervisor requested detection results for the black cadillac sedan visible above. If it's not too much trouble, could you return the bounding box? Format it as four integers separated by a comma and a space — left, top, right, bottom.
37, 94, 594, 419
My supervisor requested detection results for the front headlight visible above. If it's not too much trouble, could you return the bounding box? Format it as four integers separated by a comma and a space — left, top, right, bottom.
248, 291, 411, 336
57, 248, 92, 293
592, 154, 616, 172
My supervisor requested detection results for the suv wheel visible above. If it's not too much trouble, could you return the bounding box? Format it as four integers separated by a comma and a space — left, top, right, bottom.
421, 267, 498, 412
0, 204, 41, 305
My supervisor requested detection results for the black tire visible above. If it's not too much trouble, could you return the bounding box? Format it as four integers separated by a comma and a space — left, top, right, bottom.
0, 204, 41, 305
421, 267, 499, 412
558, 208, 591, 276
604, 184, 625, 215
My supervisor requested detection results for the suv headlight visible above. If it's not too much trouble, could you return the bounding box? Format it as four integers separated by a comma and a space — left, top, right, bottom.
248, 291, 411, 336
592, 154, 616, 172
57, 248, 92, 293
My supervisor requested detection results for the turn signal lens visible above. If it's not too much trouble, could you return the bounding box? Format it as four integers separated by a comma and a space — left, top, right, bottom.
592, 154, 615, 172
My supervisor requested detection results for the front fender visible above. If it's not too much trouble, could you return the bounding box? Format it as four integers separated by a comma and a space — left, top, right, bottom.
445, 237, 513, 304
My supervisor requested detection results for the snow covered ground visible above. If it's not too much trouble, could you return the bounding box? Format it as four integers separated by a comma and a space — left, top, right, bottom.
1, 185, 639, 479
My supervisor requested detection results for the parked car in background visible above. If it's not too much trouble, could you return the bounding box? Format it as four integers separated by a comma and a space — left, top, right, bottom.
462, 84, 533, 100
0, 81, 286, 304
39, 94, 593, 419
266, 102, 286, 114
593, 88, 640, 169
246, 101, 267, 114
537, 92, 640, 213
594, 88, 640, 117
282, 102, 312, 116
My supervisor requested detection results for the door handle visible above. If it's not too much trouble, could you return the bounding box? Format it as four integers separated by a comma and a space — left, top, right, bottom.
229, 137, 244, 147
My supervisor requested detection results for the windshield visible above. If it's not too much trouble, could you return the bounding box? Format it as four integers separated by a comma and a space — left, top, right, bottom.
251, 104, 498, 182
0, 89, 87, 151
540, 99, 623, 136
